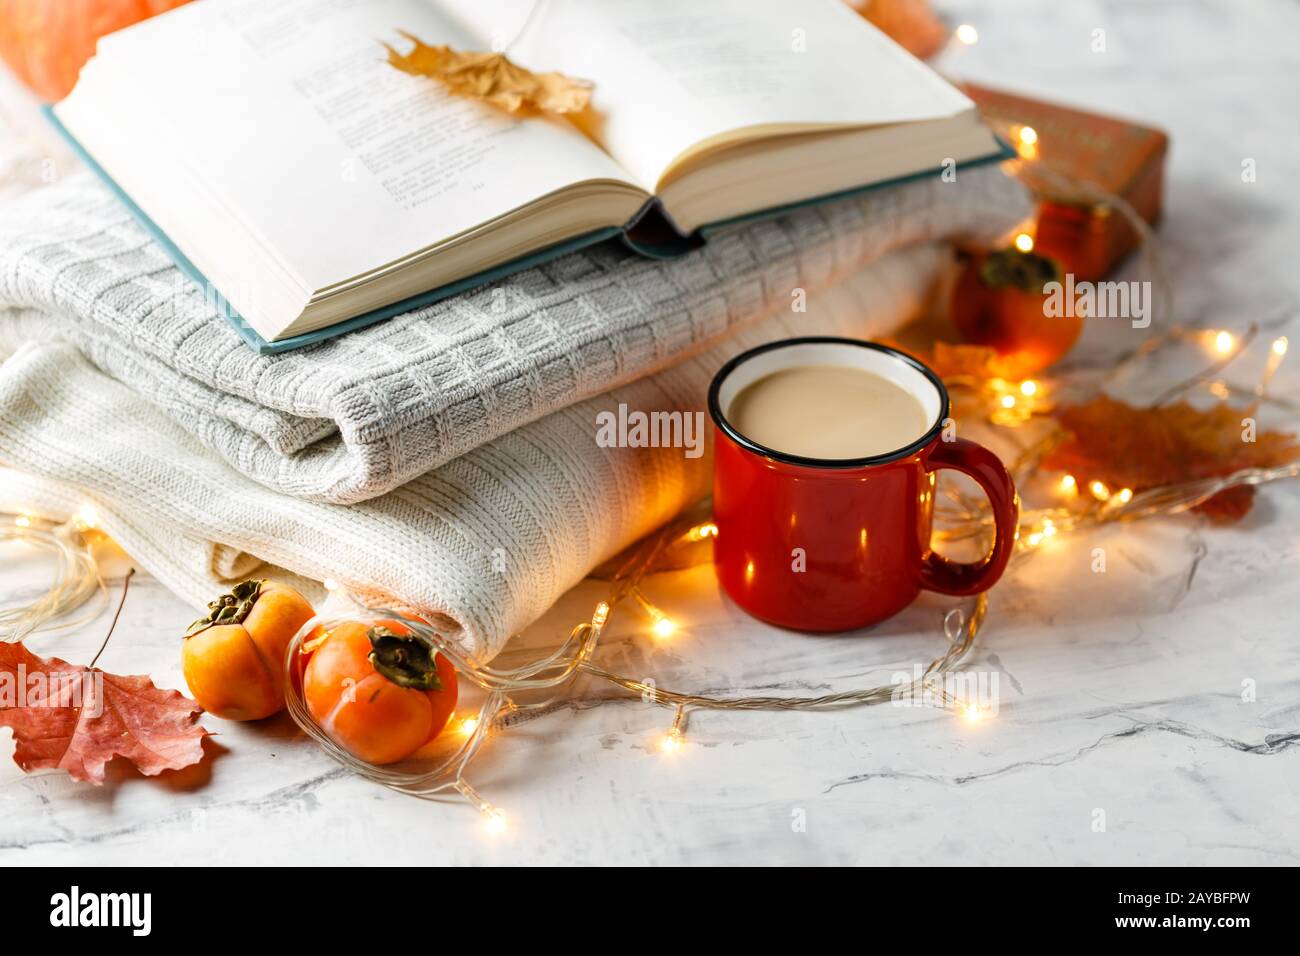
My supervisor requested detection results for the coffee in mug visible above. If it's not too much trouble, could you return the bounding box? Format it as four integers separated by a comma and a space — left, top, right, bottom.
726, 364, 930, 460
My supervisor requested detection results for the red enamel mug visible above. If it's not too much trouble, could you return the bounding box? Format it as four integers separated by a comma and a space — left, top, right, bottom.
708, 337, 1019, 632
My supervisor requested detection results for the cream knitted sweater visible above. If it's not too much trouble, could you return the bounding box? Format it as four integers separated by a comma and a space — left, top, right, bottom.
1, 244, 951, 660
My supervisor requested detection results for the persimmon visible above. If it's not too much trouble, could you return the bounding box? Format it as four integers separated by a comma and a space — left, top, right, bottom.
951, 247, 1083, 378
0, 0, 195, 102
303, 619, 458, 766
181, 580, 315, 721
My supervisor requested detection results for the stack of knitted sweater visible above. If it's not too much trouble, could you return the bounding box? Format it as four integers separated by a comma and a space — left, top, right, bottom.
0, 129, 1028, 660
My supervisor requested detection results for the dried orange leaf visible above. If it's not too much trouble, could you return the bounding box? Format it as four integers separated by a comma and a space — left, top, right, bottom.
1042, 395, 1300, 521
385, 32, 593, 115
877, 339, 1019, 383
929, 341, 1015, 381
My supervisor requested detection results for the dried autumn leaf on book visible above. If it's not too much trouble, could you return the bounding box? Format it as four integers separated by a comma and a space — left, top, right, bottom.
1042, 395, 1300, 522
0, 641, 209, 784
385, 32, 593, 115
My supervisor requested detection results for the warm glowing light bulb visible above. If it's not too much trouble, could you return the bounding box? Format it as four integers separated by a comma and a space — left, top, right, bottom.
1273, 336, 1289, 357
483, 807, 507, 835
1089, 480, 1111, 501
1018, 126, 1039, 147
1020, 380, 1038, 397
689, 522, 718, 541
652, 616, 676, 639
592, 601, 610, 627
1117, 487, 1134, 504
1001, 394, 1017, 408
955, 24, 978, 44
962, 704, 985, 723
323, 577, 339, 592
661, 729, 683, 753
15, 515, 30, 528
1060, 474, 1077, 493
1214, 330, 1234, 354
76, 504, 99, 529
1027, 532, 1043, 547
1014, 232, 1035, 253
459, 716, 480, 736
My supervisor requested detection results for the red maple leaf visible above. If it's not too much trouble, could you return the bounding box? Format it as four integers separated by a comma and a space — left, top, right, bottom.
0, 641, 209, 784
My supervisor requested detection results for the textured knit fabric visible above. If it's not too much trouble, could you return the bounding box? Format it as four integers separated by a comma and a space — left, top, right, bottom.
0, 167, 1028, 504
0, 244, 949, 661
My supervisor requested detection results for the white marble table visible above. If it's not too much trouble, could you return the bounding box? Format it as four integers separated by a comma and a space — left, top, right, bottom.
2, 0, 1299, 865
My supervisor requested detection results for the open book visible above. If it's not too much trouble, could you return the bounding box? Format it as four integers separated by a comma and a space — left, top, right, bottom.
53, 0, 1007, 353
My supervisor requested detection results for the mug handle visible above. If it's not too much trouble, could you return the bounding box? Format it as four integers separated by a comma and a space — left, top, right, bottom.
918, 437, 1019, 596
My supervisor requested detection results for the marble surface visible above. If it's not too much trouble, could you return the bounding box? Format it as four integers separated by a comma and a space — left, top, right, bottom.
2, 0, 1299, 865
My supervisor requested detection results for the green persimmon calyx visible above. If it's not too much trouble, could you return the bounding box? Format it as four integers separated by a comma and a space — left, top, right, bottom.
185, 579, 265, 638
979, 247, 1061, 294
367, 625, 443, 691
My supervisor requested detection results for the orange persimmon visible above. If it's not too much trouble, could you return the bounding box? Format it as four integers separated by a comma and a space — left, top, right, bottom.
951, 248, 1084, 378
181, 579, 315, 721
0, 0, 195, 102
303, 619, 458, 766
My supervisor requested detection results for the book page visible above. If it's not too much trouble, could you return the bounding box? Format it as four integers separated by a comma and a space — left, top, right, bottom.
440, 0, 975, 191
78, 0, 639, 293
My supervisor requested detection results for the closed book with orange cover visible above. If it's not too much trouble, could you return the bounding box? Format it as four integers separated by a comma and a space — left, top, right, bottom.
962, 82, 1168, 280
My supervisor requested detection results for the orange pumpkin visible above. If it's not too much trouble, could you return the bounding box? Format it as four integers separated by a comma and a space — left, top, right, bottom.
303, 619, 459, 766
0, 0, 193, 102
182, 579, 316, 721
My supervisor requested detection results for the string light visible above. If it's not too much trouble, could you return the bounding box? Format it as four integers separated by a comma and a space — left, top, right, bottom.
1015, 126, 1039, 160
75, 503, 99, 531
633, 588, 677, 639
1, 510, 106, 642
1014, 231, 1035, 253
1117, 488, 1134, 504
1001, 394, 1016, 408
458, 716, 480, 736
687, 522, 718, 541
954, 23, 979, 45
323, 577, 339, 591
1214, 330, 1235, 355
1258, 336, 1289, 398
1060, 474, 1077, 494
1089, 480, 1111, 502
1020, 380, 1038, 397
659, 706, 688, 753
